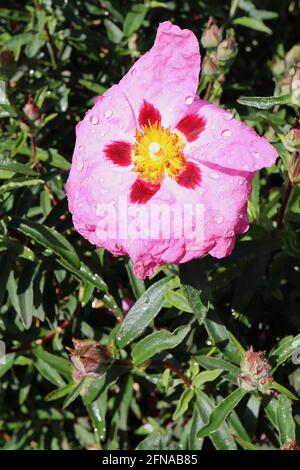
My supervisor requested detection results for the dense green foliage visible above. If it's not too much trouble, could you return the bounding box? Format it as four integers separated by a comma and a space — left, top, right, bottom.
1, 0, 300, 450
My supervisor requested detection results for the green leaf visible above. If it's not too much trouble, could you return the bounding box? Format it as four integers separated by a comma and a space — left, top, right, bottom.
179, 259, 208, 321
0, 353, 15, 379
172, 388, 194, 420
136, 433, 166, 450
0, 177, 43, 195
195, 355, 239, 383
237, 94, 292, 109
116, 277, 171, 348
0, 156, 36, 175
126, 260, 145, 299
45, 382, 77, 401
104, 19, 123, 43
270, 334, 300, 367
132, 325, 191, 365
34, 358, 66, 387
195, 391, 237, 450
204, 310, 241, 364
193, 369, 223, 388
269, 381, 298, 401
226, 329, 246, 358
86, 397, 106, 441
197, 388, 247, 438
11, 217, 80, 269
32, 347, 72, 380
123, 4, 148, 37
63, 378, 90, 409
233, 16, 272, 34
165, 289, 193, 313
277, 394, 296, 446
78, 79, 106, 96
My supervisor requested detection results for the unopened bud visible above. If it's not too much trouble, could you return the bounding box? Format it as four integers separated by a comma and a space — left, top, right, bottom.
202, 54, 218, 77
281, 439, 300, 450
216, 36, 237, 66
283, 126, 300, 152
66, 338, 113, 383
23, 96, 41, 122
292, 64, 300, 105
278, 75, 293, 95
237, 346, 273, 393
201, 18, 222, 50
286, 44, 300, 68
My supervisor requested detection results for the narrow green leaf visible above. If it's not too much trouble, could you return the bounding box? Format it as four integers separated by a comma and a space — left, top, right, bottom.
197, 388, 247, 438
0, 177, 43, 195
233, 17, 272, 34
270, 334, 300, 367
277, 394, 296, 446
123, 4, 148, 37
0, 353, 15, 379
116, 277, 171, 348
0, 156, 36, 175
173, 388, 194, 420
193, 369, 223, 388
226, 329, 246, 358
165, 289, 193, 313
45, 382, 77, 401
63, 378, 90, 409
270, 381, 298, 401
132, 325, 190, 365
237, 93, 292, 109
34, 358, 66, 387
32, 347, 72, 380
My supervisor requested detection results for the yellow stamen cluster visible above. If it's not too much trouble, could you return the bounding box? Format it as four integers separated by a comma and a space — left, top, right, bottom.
132, 122, 186, 184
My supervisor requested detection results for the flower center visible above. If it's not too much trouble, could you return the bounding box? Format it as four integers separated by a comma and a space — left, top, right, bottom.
132, 122, 186, 184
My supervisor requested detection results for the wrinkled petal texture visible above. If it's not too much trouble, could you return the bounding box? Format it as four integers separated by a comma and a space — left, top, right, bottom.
66, 21, 278, 279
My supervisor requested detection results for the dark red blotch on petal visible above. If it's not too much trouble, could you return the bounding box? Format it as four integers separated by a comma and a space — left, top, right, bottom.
138, 100, 161, 127
130, 178, 160, 204
104, 141, 132, 166
176, 114, 206, 142
176, 162, 201, 189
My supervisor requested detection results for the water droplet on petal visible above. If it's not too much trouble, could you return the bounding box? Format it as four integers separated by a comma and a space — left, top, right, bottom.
223, 111, 233, 120
253, 151, 260, 159
185, 96, 193, 105
76, 159, 84, 171
210, 124, 215, 130
100, 131, 106, 137
215, 214, 224, 224
238, 178, 243, 185
104, 109, 113, 119
130, 68, 136, 77
90, 115, 99, 125
210, 172, 220, 180
221, 129, 232, 137
243, 164, 250, 171
78, 145, 84, 151
227, 230, 235, 237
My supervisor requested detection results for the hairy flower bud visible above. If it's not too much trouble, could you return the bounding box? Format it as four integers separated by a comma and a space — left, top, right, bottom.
202, 53, 218, 77
237, 347, 273, 393
286, 44, 300, 68
216, 36, 237, 66
66, 338, 113, 382
281, 440, 300, 450
23, 96, 41, 122
292, 64, 300, 105
201, 18, 222, 49
283, 126, 300, 152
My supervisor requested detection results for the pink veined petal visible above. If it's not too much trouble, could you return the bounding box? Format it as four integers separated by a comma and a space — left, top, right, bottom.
118, 21, 200, 128
176, 161, 201, 189
185, 97, 278, 172
176, 113, 206, 142
130, 178, 161, 204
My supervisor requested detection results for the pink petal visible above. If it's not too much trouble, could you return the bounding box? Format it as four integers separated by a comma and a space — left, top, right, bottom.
185, 98, 278, 172
176, 113, 206, 142
119, 21, 200, 127
176, 161, 201, 188
104, 141, 132, 166
138, 100, 161, 127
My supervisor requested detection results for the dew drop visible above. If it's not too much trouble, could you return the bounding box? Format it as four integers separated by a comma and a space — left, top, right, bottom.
100, 131, 106, 137
223, 111, 233, 120
227, 230, 234, 237
210, 172, 220, 180
185, 95, 193, 105
104, 109, 113, 119
221, 129, 232, 137
253, 151, 260, 159
215, 214, 224, 224
130, 68, 137, 77
210, 124, 215, 130
238, 178, 243, 185
90, 115, 99, 125
78, 145, 84, 151
76, 159, 84, 171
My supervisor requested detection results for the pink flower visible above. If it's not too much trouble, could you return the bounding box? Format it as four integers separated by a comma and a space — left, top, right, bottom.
66, 22, 277, 279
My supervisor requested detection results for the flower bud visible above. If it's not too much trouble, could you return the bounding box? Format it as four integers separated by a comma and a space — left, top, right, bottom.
23, 96, 41, 122
278, 75, 293, 95
286, 44, 300, 68
216, 36, 237, 66
292, 64, 300, 105
66, 338, 113, 383
281, 440, 300, 450
201, 18, 222, 50
202, 53, 218, 77
237, 346, 273, 393
283, 126, 300, 152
